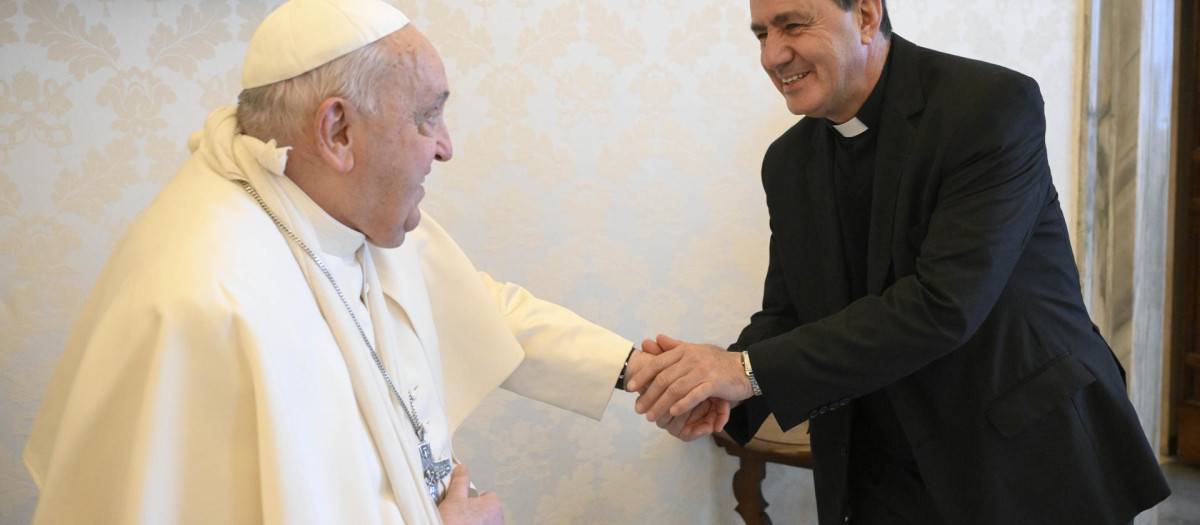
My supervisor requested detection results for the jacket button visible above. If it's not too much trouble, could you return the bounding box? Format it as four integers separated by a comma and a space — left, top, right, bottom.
840, 397, 850, 406
819, 406, 829, 414
809, 409, 819, 419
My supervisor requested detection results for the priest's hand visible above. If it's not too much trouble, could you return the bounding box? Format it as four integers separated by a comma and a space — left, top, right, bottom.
438, 465, 504, 525
633, 335, 732, 441
627, 334, 752, 424
666, 395, 732, 441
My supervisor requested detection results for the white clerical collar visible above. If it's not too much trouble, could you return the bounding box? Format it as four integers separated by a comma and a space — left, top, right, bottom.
272, 175, 366, 259
832, 117, 869, 138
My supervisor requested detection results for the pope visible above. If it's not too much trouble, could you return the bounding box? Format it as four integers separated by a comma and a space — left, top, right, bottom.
21, 0, 723, 523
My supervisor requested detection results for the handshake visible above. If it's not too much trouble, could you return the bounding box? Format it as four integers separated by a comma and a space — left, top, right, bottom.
622, 335, 758, 442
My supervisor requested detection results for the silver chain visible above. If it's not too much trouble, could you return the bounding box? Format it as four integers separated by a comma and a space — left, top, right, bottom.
238, 181, 427, 441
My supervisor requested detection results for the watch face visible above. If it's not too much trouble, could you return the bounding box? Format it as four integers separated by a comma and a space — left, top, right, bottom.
741, 351, 763, 396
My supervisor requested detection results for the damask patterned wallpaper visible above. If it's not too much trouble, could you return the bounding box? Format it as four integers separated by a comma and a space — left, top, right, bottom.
0, 0, 1077, 523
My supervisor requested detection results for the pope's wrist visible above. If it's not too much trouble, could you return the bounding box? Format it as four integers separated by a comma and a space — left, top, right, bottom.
615, 346, 637, 390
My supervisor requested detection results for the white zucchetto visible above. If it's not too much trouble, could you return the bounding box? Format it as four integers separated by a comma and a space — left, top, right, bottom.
242, 0, 410, 89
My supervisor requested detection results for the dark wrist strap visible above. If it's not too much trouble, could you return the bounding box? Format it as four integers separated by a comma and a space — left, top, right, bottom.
614, 346, 637, 390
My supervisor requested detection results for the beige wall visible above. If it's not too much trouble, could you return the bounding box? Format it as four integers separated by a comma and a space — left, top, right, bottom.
0, 0, 1079, 522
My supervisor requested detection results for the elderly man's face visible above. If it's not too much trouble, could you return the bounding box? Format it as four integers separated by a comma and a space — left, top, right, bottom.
353, 28, 453, 248
750, 0, 872, 121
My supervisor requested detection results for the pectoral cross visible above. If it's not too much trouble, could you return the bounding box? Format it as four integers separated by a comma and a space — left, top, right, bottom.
419, 440, 452, 500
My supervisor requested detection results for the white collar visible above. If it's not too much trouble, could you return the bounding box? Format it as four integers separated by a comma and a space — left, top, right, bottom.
273, 175, 366, 259
832, 117, 869, 138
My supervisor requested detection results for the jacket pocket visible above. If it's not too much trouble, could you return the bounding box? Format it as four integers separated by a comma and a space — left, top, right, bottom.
985, 353, 1097, 439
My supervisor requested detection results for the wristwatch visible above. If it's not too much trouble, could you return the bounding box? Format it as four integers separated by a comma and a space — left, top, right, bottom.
615, 347, 637, 390
742, 350, 763, 397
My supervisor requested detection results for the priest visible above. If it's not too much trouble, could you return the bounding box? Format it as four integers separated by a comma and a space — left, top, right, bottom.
23, 1, 722, 523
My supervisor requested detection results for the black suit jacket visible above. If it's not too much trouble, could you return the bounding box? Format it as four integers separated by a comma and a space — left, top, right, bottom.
725, 35, 1170, 525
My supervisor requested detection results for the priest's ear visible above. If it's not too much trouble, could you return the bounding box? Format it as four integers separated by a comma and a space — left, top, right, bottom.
856, 0, 884, 43
313, 97, 355, 173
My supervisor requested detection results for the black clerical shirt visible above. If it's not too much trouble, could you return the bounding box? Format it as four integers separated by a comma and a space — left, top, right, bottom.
828, 56, 947, 524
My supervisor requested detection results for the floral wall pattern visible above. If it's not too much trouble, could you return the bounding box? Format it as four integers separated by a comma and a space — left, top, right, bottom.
0, 0, 1078, 523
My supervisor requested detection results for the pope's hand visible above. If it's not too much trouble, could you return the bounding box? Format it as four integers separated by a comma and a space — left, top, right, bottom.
629, 335, 735, 440
438, 465, 504, 525
627, 335, 753, 423
634, 337, 726, 440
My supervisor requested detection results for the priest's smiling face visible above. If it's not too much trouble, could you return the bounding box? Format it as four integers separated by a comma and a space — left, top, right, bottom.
353, 28, 453, 248
750, 0, 874, 121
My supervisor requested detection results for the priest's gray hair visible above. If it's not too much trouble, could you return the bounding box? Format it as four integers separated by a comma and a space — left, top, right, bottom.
236, 38, 391, 144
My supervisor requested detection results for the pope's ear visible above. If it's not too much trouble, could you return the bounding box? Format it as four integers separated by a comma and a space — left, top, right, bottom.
314, 98, 354, 172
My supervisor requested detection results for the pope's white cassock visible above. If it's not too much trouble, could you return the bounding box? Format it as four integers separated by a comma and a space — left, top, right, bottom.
23, 103, 632, 524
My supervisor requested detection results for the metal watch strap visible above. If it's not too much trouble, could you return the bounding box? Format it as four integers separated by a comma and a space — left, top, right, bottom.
742, 350, 763, 397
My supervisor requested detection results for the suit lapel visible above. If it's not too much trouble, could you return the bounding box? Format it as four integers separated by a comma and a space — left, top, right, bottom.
796, 123, 852, 310
867, 36, 924, 294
